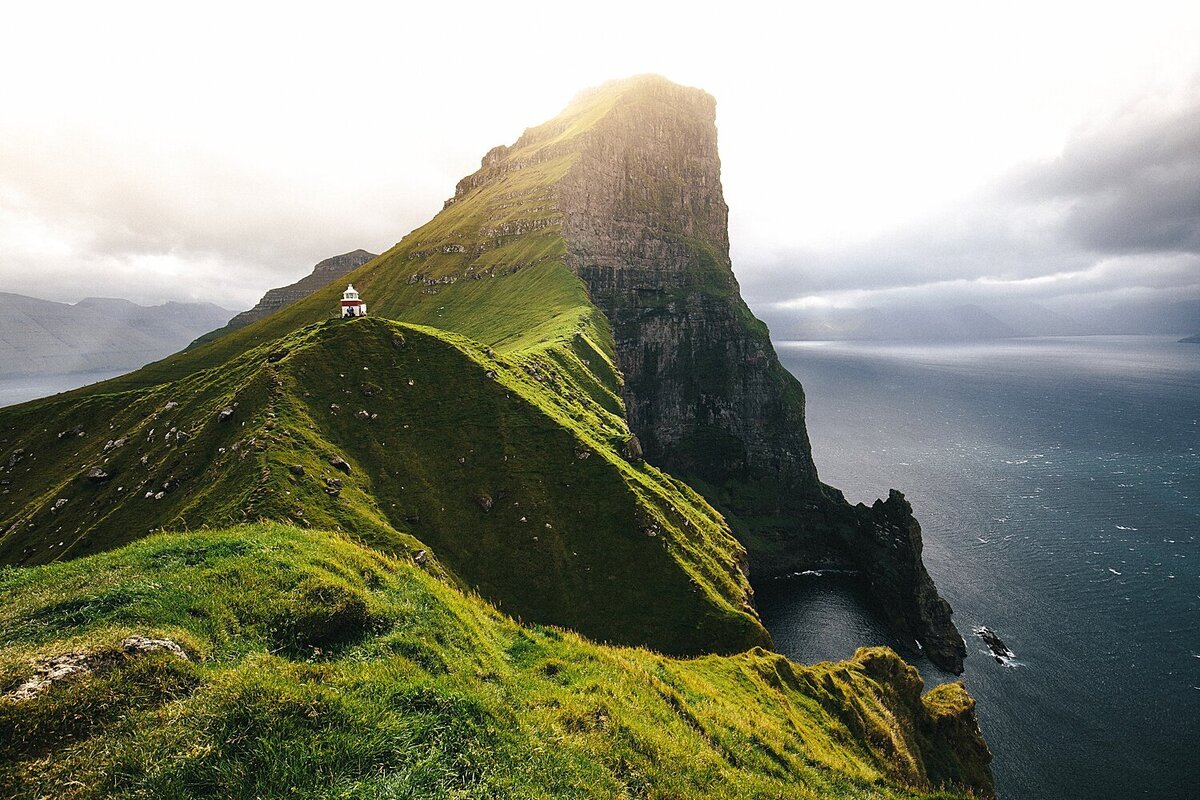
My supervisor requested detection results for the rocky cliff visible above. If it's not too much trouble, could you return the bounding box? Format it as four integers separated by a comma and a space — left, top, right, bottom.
213, 249, 377, 335
446, 75, 966, 672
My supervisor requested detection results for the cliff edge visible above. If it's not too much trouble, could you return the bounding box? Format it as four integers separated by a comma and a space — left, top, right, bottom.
453, 75, 967, 671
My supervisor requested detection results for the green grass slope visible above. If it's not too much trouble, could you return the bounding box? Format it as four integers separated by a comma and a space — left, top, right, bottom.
1, 317, 764, 656
0, 524, 987, 799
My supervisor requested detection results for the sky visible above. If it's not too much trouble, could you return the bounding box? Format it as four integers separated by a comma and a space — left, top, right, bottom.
2, 1, 1198, 327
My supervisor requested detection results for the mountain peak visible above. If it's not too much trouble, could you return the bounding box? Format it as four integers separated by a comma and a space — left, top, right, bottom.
564, 73, 711, 110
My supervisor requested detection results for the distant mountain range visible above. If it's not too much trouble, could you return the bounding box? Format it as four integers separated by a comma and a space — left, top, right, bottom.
0, 294, 232, 377
758, 298, 1200, 341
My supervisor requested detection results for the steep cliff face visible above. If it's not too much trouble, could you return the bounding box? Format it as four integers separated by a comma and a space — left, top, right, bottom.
556, 82, 819, 490
215, 249, 377, 335
536, 76, 967, 672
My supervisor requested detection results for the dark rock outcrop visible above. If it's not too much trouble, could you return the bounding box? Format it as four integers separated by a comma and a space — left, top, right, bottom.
218, 249, 377, 333
467, 75, 967, 672
974, 625, 1017, 664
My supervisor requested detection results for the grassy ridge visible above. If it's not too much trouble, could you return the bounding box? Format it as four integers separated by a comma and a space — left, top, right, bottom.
1, 317, 766, 656
0, 524, 981, 799
92, 152, 589, 393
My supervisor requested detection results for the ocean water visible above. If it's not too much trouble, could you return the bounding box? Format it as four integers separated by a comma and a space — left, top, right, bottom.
0, 371, 126, 409
758, 335, 1199, 800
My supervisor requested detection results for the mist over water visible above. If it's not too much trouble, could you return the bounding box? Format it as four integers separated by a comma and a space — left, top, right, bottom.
759, 335, 1199, 800
0, 371, 127, 409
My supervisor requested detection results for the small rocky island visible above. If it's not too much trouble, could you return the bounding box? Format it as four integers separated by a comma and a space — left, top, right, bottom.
975, 626, 1018, 665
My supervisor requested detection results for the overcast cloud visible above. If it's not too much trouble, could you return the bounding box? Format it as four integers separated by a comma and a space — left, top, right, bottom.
1, 2, 1198, 324
745, 80, 1200, 321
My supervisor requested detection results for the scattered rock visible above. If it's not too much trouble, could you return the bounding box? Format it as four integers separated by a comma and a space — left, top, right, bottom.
5, 653, 100, 702
163, 401, 179, 412
85, 467, 110, 482
3, 636, 189, 702
122, 636, 189, 658
289, 464, 306, 476
267, 349, 289, 363
103, 438, 126, 453
330, 403, 341, 414
413, 549, 428, 565
476, 493, 493, 512
7, 448, 26, 468
356, 410, 371, 420
175, 430, 191, 443
622, 434, 644, 463
217, 407, 235, 423
329, 456, 352, 474
58, 425, 85, 439
52, 498, 68, 511
391, 333, 406, 349
575, 449, 591, 460
324, 477, 343, 497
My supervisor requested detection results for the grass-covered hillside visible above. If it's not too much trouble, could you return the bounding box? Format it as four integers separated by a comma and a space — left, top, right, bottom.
0, 524, 988, 799
0, 75, 776, 656
0, 76, 993, 797
0, 317, 765, 657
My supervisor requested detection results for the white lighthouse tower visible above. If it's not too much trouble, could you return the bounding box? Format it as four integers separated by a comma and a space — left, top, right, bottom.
340, 284, 367, 318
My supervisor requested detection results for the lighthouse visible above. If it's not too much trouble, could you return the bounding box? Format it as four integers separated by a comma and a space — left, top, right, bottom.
340, 284, 367, 318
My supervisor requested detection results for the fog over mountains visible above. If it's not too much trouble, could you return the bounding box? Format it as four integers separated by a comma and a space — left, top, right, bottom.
757, 297, 1200, 341
0, 293, 231, 376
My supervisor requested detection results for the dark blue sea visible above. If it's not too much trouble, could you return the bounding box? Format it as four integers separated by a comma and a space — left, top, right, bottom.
758, 335, 1199, 799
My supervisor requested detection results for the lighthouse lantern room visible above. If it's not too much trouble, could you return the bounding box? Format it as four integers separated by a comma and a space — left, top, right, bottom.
340, 284, 367, 318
